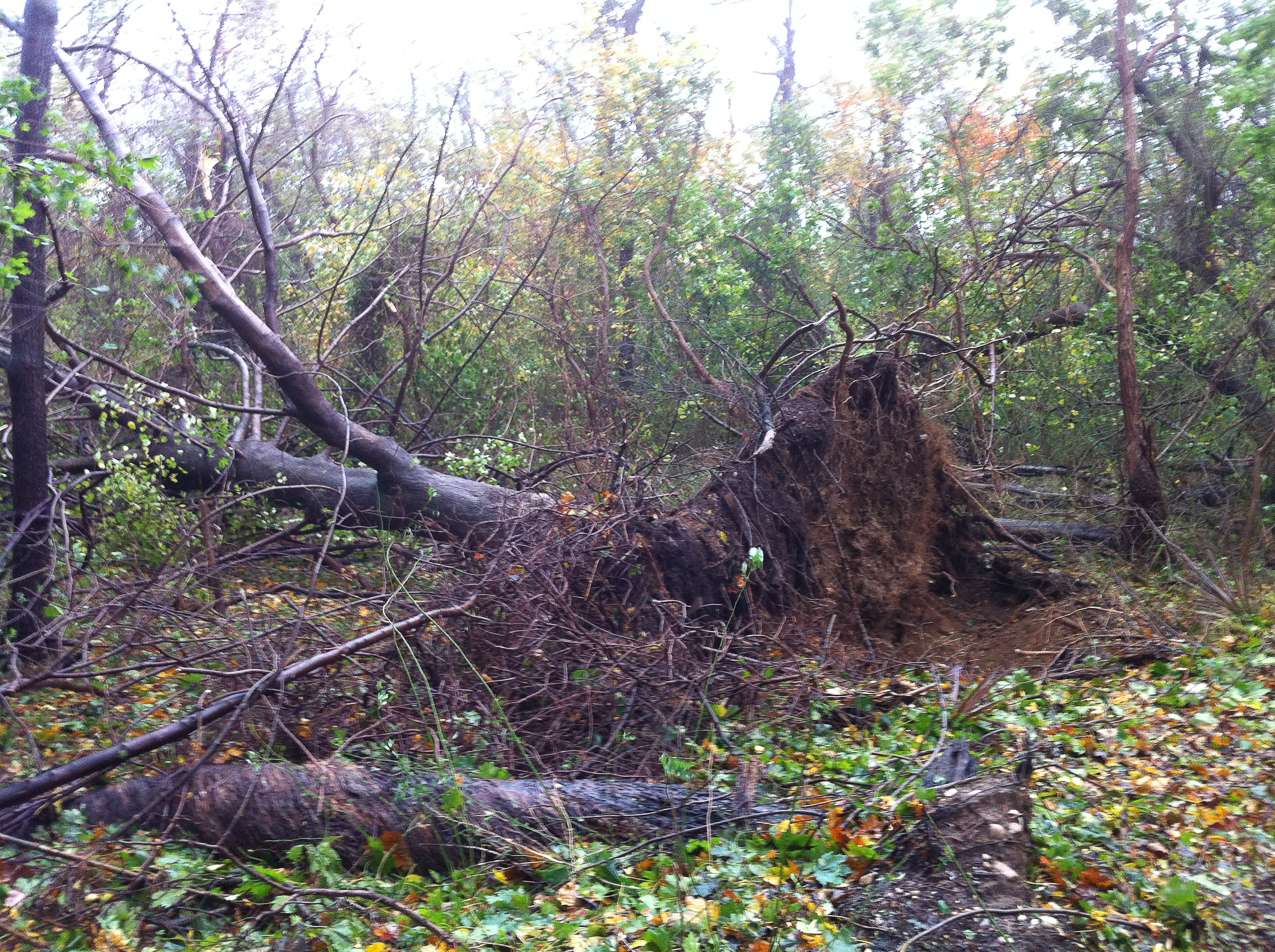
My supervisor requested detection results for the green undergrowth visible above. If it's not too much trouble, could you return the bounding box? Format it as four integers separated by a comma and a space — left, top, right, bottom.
4, 583, 1275, 952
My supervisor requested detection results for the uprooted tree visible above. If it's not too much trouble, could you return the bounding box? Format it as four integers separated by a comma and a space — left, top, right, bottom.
0, 4, 1078, 864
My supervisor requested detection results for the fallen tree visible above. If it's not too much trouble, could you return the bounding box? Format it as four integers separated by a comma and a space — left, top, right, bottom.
2, 750, 1084, 950
19, 759, 760, 869
36, 27, 991, 626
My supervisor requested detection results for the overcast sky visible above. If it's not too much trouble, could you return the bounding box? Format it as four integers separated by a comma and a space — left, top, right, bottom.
333, 0, 873, 129
318, 0, 1057, 130
0, 0, 1060, 135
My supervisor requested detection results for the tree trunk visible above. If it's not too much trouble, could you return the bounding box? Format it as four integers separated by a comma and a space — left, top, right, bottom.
5, 0, 58, 656
38, 760, 752, 871
1113, 0, 1166, 555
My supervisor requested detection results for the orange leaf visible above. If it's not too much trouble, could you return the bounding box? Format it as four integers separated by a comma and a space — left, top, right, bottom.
858, 815, 884, 835
1078, 866, 1115, 889
373, 922, 401, 941
379, 831, 411, 869
828, 805, 850, 847
1038, 856, 1068, 888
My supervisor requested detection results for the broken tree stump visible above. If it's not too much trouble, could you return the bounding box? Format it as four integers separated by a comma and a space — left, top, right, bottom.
837, 773, 1084, 951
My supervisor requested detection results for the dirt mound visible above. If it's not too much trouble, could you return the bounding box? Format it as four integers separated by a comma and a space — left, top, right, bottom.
666, 354, 993, 641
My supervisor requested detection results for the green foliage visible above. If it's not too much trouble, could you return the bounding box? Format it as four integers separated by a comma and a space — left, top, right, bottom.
85, 453, 196, 569
439, 437, 531, 484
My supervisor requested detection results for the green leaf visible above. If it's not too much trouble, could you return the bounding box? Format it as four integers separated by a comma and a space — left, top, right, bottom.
441, 785, 465, 813
1158, 875, 1199, 912
811, 852, 850, 886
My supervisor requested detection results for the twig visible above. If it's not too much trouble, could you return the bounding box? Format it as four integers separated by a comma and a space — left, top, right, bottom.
1240, 428, 1275, 601
699, 689, 743, 755
950, 480, 1057, 563
0, 831, 140, 877
0, 920, 49, 949
831, 292, 855, 394
231, 859, 467, 950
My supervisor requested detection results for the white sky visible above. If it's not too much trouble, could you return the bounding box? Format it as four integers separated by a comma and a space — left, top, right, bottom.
3, 0, 1058, 134
334, 0, 872, 130
319, 0, 1057, 130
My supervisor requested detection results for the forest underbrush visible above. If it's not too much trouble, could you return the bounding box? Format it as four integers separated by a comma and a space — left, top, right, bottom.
2, 540, 1272, 952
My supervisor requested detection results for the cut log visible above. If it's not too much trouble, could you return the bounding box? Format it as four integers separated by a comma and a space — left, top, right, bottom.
922, 739, 978, 787
837, 773, 1084, 951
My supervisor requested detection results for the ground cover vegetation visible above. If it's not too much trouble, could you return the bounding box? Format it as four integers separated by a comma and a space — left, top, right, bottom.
1, 0, 1275, 948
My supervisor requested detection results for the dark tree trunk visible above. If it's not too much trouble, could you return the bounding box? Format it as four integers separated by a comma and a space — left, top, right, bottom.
5, 0, 58, 655
1113, 0, 1166, 555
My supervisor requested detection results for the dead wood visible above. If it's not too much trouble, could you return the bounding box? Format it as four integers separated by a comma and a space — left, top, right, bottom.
7, 759, 759, 872
994, 519, 1117, 545
964, 482, 1119, 506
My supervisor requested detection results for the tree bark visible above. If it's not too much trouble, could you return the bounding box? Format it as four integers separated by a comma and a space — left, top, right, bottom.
1113, 0, 1166, 555
35, 760, 752, 871
5, 0, 58, 655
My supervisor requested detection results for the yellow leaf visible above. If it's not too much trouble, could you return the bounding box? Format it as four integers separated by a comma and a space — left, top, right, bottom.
556, 880, 580, 907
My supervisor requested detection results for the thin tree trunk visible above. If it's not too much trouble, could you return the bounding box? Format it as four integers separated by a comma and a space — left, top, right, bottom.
1114, 0, 1166, 555
5, 0, 58, 655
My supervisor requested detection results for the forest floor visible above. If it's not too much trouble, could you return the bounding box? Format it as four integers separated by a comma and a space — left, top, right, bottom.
1, 550, 1273, 952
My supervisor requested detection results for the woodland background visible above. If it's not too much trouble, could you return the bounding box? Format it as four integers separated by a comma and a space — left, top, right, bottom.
0, 0, 1274, 950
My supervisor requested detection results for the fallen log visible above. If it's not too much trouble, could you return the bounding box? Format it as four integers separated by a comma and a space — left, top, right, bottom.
965, 482, 1119, 506
975, 464, 1117, 488
2, 747, 1083, 949
17, 759, 756, 871
994, 518, 1117, 544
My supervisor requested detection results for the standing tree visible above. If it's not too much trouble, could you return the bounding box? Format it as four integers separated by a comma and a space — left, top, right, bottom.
1113, 0, 1166, 553
4, 0, 57, 655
